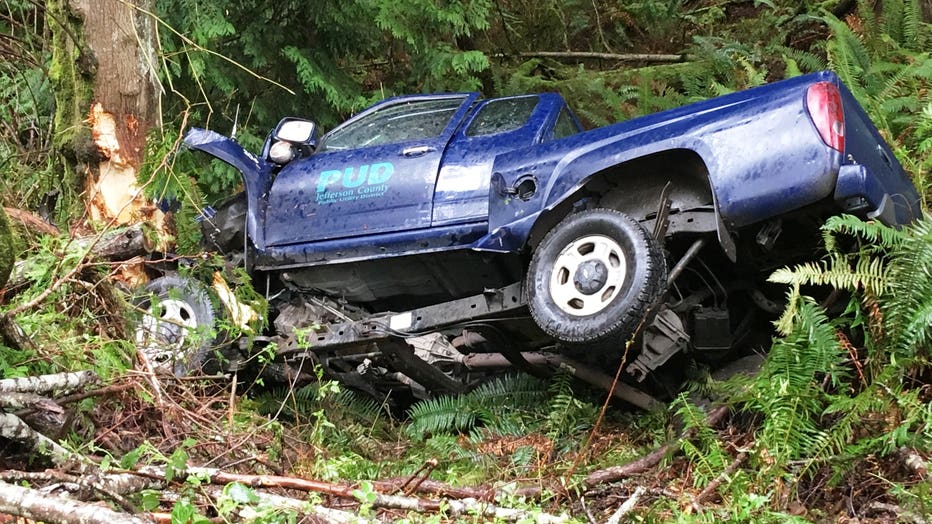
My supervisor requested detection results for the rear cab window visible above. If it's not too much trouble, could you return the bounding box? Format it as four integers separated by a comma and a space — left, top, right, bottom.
551, 107, 582, 140
466, 96, 539, 137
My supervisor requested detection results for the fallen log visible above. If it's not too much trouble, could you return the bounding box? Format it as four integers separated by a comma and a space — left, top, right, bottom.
132, 466, 568, 522
0, 412, 74, 464
376, 477, 543, 501
0, 370, 99, 394
583, 405, 730, 488
0, 480, 149, 524
510, 51, 691, 63
73, 223, 154, 262
0, 392, 62, 412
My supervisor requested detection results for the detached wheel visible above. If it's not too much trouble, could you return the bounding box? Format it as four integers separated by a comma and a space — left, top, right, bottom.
527, 208, 666, 348
134, 275, 218, 376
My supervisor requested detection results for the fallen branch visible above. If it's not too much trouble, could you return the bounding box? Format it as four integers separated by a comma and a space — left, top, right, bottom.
584, 405, 729, 488
201, 485, 368, 524
0, 370, 99, 394
134, 465, 358, 498
512, 51, 690, 63
0, 470, 160, 497
606, 486, 646, 524
0, 480, 149, 524
692, 450, 748, 508
73, 223, 154, 261
4, 207, 59, 236
0, 315, 37, 351
133, 465, 567, 522
0, 412, 75, 465
0, 391, 63, 412
377, 477, 542, 501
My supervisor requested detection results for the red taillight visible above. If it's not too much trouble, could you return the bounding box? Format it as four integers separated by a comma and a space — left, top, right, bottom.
806, 81, 845, 153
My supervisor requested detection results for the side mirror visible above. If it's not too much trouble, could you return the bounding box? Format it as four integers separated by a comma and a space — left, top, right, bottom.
269, 118, 319, 164
275, 118, 318, 144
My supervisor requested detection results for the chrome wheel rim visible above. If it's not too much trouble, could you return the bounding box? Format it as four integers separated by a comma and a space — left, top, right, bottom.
548, 234, 627, 316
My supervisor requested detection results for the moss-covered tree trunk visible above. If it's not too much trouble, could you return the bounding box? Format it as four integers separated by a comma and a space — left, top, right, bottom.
0, 208, 13, 289
46, 0, 161, 227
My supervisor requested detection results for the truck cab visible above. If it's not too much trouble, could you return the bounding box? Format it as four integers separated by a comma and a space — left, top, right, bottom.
262, 92, 581, 248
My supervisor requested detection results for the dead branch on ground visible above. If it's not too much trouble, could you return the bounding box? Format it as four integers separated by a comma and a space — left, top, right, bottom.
583, 405, 730, 488
0, 480, 149, 524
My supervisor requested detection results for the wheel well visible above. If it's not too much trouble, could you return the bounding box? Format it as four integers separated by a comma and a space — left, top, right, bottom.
527, 149, 714, 249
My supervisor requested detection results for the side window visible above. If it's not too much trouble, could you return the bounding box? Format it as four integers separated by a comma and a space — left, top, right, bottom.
552, 107, 581, 140
466, 96, 539, 137
320, 97, 466, 152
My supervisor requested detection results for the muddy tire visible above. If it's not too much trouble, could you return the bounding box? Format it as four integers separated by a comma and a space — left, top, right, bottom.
134, 275, 218, 376
526, 208, 666, 349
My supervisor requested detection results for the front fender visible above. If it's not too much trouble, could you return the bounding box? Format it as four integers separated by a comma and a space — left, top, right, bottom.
183, 128, 271, 248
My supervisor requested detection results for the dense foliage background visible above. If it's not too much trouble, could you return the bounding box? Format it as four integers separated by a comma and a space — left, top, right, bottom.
3, 0, 930, 208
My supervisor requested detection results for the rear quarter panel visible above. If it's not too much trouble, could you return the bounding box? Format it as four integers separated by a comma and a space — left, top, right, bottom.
482, 71, 846, 251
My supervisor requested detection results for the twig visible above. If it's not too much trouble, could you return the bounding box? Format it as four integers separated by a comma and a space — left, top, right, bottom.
584, 405, 729, 488
606, 486, 646, 524
400, 458, 438, 496
579, 495, 598, 524
692, 451, 748, 509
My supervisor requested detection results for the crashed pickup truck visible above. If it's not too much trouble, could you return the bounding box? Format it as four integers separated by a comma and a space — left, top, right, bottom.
137, 70, 920, 407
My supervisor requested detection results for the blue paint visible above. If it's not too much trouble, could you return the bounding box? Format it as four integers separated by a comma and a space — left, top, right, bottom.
183, 71, 920, 270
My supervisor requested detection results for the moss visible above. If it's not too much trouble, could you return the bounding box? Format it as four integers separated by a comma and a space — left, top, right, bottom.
46, 0, 95, 222
0, 207, 14, 288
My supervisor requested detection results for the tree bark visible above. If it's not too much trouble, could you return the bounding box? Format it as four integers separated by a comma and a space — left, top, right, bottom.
0, 480, 150, 524
73, 223, 155, 261
0, 370, 99, 394
47, 0, 167, 283
0, 207, 13, 289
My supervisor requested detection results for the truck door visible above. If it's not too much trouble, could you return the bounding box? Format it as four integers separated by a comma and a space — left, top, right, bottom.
431, 95, 557, 226
265, 94, 477, 246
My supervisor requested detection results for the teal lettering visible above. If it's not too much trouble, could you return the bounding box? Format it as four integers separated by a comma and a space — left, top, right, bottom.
316, 170, 343, 193
367, 163, 394, 184
343, 165, 368, 188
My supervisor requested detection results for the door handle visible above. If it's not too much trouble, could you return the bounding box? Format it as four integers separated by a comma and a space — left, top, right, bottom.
402, 145, 435, 157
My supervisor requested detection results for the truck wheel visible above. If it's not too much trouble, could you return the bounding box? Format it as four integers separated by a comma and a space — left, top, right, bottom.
527, 208, 666, 349
134, 275, 218, 376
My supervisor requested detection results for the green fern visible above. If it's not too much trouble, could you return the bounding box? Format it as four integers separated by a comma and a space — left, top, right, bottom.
821, 214, 908, 253
674, 394, 731, 487
406, 395, 478, 437
768, 254, 888, 293
884, 218, 932, 357
544, 371, 598, 441
406, 374, 549, 438
736, 297, 846, 466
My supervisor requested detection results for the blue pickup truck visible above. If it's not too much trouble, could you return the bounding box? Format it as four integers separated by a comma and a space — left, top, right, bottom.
137, 70, 920, 406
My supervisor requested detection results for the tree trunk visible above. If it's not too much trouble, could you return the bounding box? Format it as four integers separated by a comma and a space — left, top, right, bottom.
47, 0, 167, 284
0, 207, 13, 289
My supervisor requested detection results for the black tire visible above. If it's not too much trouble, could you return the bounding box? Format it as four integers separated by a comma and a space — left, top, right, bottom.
133, 275, 218, 376
526, 208, 666, 349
